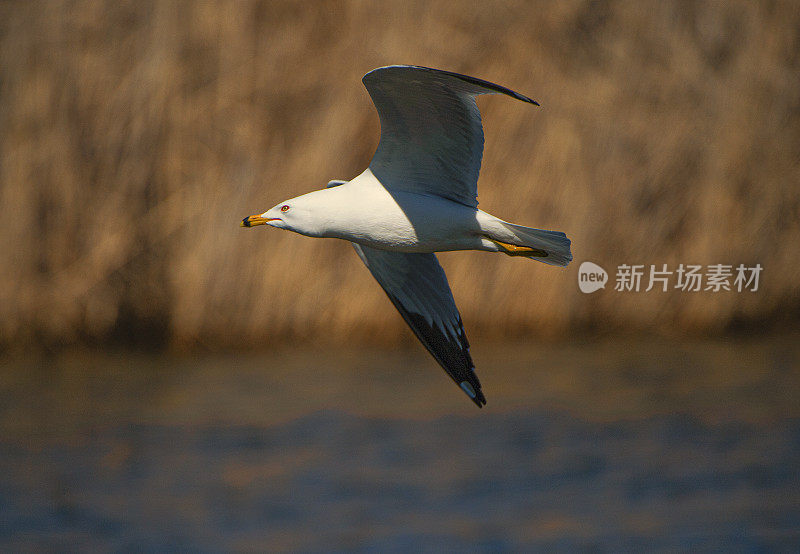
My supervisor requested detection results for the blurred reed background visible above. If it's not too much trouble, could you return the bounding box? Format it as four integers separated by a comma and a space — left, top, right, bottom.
1, 0, 798, 351
2, 3, 800, 549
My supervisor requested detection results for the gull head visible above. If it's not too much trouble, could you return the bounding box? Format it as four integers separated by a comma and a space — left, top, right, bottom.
240, 203, 291, 230
240, 190, 329, 237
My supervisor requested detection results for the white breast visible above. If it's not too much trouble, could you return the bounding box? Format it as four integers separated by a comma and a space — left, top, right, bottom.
325, 169, 485, 253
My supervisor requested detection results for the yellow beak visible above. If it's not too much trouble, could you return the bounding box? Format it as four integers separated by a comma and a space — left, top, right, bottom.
241, 214, 270, 227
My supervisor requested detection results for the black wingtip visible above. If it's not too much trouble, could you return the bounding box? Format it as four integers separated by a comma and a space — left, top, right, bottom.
367, 65, 540, 108
510, 92, 540, 106
505, 88, 539, 106
460, 380, 487, 408
448, 70, 540, 107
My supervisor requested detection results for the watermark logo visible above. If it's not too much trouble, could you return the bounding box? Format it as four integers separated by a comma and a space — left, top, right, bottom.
577, 262, 762, 293
578, 261, 608, 293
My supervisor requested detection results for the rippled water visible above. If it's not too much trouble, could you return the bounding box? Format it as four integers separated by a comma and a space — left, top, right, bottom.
1, 335, 798, 551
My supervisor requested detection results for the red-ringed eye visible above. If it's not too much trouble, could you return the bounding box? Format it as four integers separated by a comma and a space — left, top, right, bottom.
280, 205, 290, 212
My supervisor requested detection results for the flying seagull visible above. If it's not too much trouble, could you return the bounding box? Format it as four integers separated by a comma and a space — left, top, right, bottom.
242, 65, 572, 407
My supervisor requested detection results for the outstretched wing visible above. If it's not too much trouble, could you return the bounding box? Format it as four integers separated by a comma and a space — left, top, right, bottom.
362, 65, 538, 208
352, 243, 486, 407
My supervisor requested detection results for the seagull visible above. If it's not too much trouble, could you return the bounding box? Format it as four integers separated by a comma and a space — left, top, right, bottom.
241, 65, 572, 407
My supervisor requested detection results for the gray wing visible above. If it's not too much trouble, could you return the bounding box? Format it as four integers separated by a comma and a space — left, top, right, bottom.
362, 65, 538, 208
352, 243, 486, 407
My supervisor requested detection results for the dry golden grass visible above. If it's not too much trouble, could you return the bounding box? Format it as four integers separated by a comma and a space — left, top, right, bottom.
1, 0, 798, 349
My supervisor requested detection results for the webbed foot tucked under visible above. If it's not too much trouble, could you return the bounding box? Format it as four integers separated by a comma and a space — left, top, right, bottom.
489, 238, 549, 258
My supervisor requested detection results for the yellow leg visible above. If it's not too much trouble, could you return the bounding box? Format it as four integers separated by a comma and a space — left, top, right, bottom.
489, 238, 548, 258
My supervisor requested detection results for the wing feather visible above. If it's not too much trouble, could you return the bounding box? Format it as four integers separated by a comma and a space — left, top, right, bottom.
352, 243, 486, 407
363, 65, 538, 208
